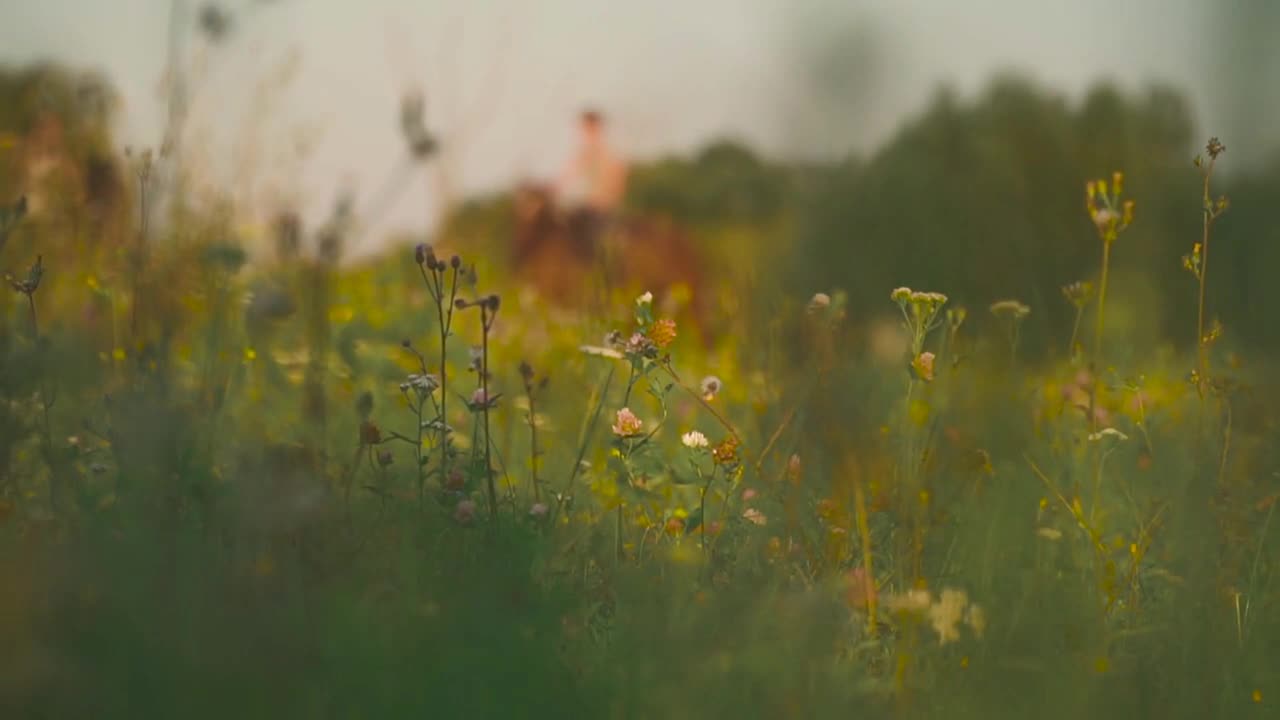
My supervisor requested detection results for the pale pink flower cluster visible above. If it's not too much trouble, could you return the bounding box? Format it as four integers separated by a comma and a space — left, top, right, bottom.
612, 408, 643, 437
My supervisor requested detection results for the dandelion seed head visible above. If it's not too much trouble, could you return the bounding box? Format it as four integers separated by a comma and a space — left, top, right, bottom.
700, 375, 723, 401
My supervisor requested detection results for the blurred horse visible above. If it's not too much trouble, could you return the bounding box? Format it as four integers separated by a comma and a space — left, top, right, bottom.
510, 182, 713, 343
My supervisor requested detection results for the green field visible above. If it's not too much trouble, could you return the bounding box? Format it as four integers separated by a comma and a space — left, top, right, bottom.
2, 62, 1279, 719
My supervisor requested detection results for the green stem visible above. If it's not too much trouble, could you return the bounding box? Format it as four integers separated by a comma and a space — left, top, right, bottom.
481, 307, 497, 522
1089, 239, 1112, 434
1196, 157, 1216, 399
699, 469, 714, 552
1068, 306, 1083, 364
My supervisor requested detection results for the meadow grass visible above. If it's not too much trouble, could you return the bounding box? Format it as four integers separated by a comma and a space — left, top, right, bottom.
0, 139, 1277, 720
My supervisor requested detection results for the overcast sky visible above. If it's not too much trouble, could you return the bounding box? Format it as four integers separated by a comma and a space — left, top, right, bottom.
1, 0, 1270, 258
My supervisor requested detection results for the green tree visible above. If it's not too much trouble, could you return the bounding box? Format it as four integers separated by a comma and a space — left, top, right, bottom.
793, 75, 1202, 357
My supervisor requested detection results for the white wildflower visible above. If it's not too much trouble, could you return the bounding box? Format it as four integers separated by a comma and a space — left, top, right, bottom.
681, 431, 709, 449
1088, 428, 1129, 443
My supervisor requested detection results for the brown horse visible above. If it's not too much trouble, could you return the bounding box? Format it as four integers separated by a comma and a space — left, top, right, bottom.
510, 182, 713, 343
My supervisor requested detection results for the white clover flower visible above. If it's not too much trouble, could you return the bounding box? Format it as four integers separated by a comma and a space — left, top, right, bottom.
989, 299, 1031, 320
885, 589, 932, 614
405, 373, 439, 394
420, 419, 454, 434
1088, 428, 1129, 443
1036, 527, 1063, 541
681, 430, 709, 449
578, 344, 625, 359
636, 291, 653, 305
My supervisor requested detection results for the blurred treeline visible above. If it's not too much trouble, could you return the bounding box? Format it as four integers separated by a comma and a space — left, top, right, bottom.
5, 62, 1280, 357
447, 75, 1280, 362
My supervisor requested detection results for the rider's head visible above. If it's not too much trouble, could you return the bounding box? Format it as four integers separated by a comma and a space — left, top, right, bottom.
579, 108, 605, 145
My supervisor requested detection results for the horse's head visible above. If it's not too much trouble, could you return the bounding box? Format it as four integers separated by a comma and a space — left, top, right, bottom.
511, 181, 560, 263
513, 181, 558, 228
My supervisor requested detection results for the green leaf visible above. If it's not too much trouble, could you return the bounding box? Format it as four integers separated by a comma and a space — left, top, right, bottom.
670, 471, 697, 486
684, 507, 704, 535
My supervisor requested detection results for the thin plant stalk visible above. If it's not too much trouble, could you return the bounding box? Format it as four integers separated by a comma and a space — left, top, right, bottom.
1089, 238, 1112, 435
438, 265, 459, 468
520, 362, 543, 503
851, 458, 878, 638
480, 300, 498, 521
1068, 304, 1084, 363
698, 467, 714, 552
1195, 149, 1221, 399
553, 365, 615, 526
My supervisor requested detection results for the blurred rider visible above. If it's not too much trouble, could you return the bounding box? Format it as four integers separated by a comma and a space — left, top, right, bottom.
552, 108, 628, 255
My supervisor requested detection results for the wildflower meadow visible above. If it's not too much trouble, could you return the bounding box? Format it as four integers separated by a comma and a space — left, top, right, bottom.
2, 40, 1280, 720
